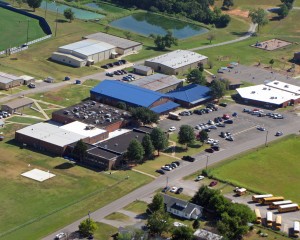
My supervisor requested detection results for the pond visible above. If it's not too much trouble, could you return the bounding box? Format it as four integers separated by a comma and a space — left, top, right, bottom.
110, 12, 208, 39
40, 1, 104, 20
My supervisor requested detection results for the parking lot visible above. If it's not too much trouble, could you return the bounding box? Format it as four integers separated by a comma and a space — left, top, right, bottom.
159, 103, 296, 154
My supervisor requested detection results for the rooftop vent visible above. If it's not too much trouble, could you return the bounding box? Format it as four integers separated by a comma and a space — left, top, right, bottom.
274, 82, 279, 85
251, 91, 255, 94
284, 85, 289, 88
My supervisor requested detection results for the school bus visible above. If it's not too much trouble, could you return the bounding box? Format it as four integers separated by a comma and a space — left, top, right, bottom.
278, 203, 299, 213
252, 194, 273, 202
266, 211, 273, 227
260, 196, 284, 205
254, 208, 261, 224
269, 200, 292, 209
275, 215, 281, 230
293, 221, 300, 238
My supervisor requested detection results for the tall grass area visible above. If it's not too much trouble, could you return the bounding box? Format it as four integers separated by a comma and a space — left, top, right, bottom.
210, 135, 300, 202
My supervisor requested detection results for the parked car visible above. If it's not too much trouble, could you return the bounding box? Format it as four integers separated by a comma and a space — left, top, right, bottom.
219, 102, 227, 107
193, 109, 202, 115
176, 187, 183, 194
161, 166, 172, 171
223, 114, 230, 119
120, 59, 127, 64
55, 232, 66, 240
209, 181, 218, 187
156, 169, 165, 175
224, 119, 233, 124
162, 186, 170, 192
106, 72, 114, 77
232, 112, 238, 117
170, 187, 178, 193
243, 108, 251, 113
168, 126, 176, 132
101, 64, 109, 69
211, 145, 220, 151
225, 135, 234, 141
172, 161, 180, 166
275, 131, 283, 136
195, 175, 205, 181
28, 83, 36, 88
257, 126, 266, 131
182, 156, 195, 162
205, 148, 214, 153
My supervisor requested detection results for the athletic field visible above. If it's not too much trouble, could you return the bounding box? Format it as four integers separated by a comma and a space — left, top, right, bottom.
0, 7, 46, 51
211, 135, 300, 203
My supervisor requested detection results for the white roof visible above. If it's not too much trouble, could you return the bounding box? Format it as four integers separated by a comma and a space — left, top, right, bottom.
59, 39, 115, 57
19, 75, 34, 81
59, 121, 106, 138
237, 83, 300, 105
146, 50, 207, 69
16, 122, 85, 147
266, 80, 300, 94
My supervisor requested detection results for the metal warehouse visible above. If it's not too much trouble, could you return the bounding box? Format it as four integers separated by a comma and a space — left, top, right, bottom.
130, 73, 183, 93
84, 32, 143, 55
237, 80, 300, 108
145, 50, 208, 75
0, 72, 34, 90
90, 80, 179, 114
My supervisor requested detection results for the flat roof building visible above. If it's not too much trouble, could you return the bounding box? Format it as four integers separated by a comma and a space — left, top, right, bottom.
145, 50, 208, 75
0, 72, 24, 90
84, 32, 143, 55
133, 65, 154, 76
131, 73, 183, 93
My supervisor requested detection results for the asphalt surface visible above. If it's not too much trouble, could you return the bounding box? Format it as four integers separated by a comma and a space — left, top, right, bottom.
43, 106, 300, 240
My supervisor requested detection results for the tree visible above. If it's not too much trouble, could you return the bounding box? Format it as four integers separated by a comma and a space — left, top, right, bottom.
73, 139, 87, 162
152, 31, 178, 50
281, 0, 294, 9
64, 8, 75, 22
116, 101, 127, 110
278, 4, 289, 18
104, 25, 110, 33
127, 139, 145, 164
178, 125, 195, 150
269, 59, 275, 68
16, 0, 23, 7
130, 107, 159, 125
172, 226, 194, 240
210, 79, 226, 99
193, 219, 200, 229
198, 62, 204, 72
187, 69, 207, 85
207, 33, 216, 44
27, 0, 42, 11
124, 31, 132, 39
78, 218, 98, 237
249, 8, 269, 32
150, 128, 168, 156
148, 193, 164, 213
222, 0, 234, 9
142, 134, 155, 159
198, 130, 208, 144
215, 14, 231, 28
147, 209, 171, 236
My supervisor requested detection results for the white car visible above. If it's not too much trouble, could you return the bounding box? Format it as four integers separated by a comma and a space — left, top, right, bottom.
195, 175, 205, 181
170, 187, 178, 193
55, 232, 66, 240
168, 126, 176, 132
206, 138, 215, 144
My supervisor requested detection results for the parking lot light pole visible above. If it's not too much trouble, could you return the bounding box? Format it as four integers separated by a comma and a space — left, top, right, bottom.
166, 176, 169, 187
206, 155, 209, 171
265, 130, 269, 147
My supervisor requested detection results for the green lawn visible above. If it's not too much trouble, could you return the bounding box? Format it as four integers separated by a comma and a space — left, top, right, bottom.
93, 222, 117, 240
210, 135, 300, 202
0, 8, 46, 51
0, 135, 151, 240
123, 200, 148, 215
7, 116, 43, 124
105, 212, 130, 222
244, 225, 290, 240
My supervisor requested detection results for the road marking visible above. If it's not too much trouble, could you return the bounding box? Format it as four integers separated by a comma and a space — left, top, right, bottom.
232, 125, 257, 136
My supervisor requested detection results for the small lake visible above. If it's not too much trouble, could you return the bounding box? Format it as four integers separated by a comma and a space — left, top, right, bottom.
110, 12, 208, 39
40, 1, 104, 20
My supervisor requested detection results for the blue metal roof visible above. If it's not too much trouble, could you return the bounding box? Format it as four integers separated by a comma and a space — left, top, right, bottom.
90, 80, 168, 107
150, 101, 180, 114
167, 84, 211, 104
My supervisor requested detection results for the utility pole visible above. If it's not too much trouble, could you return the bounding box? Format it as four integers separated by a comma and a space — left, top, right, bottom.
265, 130, 269, 147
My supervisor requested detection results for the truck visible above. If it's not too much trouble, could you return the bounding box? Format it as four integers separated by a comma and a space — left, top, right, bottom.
168, 112, 181, 121
234, 187, 247, 196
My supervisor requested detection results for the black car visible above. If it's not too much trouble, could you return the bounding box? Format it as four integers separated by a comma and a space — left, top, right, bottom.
107, 63, 114, 68
219, 102, 227, 107
162, 186, 170, 193
205, 148, 214, 153
120, 59, 127, 64
182, 156, 195, 162
156, 169, 165, 175
101, 65, 109, 69
211, 145, 220, 151
176, 187, 183, 194
114, 71, 121, 75
105, 72, 114, 77
121, 69, 127, 74
193, 109, 202, 115
224, 119, 233, 124
172, 161, 180, 166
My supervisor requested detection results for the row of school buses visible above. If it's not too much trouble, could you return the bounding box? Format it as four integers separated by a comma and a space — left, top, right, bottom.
253, 194, 300, 237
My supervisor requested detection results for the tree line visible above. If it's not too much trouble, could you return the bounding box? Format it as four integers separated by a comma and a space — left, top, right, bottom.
103, 0, 231, 27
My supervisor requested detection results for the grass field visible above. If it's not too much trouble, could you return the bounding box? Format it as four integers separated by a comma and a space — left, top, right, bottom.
105, 212, 130, 222
0, 8, 47, 51
93, 222, 116, 240
210, 135, 300, 203
123, 200, 148, 215
7, 116, 42, 124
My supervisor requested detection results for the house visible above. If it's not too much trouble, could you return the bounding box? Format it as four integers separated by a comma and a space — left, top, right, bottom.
162, 194, 203, 220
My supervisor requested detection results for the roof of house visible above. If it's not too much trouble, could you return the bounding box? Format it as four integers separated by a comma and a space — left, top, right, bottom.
237, 83, 300, 105
162, 194, 202, 216
3, 98, 33, 109
87, 147, 119, 160
150, 101, 180, 114
90, 80, 169, 108
131, 73, 183, 92
59, 121, 107, 138
145, 50, 207, 70
58, 39, 115, 57
167, 84, 211, 104
133, 65, 153, 72
84, 32, 142, 49
16, 122, 85, 147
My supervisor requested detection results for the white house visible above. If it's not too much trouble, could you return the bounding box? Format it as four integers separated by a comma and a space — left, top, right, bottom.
162, 194, 203, 220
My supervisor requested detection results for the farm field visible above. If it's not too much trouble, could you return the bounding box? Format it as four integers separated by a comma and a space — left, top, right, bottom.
210, 135, 300, 203
0, 7, 46, 51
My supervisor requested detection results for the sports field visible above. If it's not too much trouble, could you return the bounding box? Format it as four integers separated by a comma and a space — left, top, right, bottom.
210, 135, 300, 203
0, 7, 46, 51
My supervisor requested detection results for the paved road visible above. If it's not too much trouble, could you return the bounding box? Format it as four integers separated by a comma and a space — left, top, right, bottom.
43, 118, 300, 240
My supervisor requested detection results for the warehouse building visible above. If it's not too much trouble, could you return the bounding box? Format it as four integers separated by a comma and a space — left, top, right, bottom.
51, 39, 116, 67
1, 98, 34, 114
236, 80, 300, 108
133, 65, 154, 76
145, 50, 208, 75
130, 73, 183, 93
84, 32, 143, 55
90, 80, 179, 114
0, 72, 35, 90
52, 100, 131, 132
166, 84, 211, 108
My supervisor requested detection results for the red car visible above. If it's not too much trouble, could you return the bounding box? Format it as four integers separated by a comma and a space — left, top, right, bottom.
223, 114, 230, 120
209, 181, 218, 187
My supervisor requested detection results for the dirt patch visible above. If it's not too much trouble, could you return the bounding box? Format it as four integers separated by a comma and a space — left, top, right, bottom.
44, 93, 64, 102
251, 38, 293, 51
226, 8, 249, 18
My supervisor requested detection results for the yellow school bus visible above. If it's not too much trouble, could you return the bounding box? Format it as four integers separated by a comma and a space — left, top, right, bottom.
260, 196, 284, 205
254, 208, 261, 224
